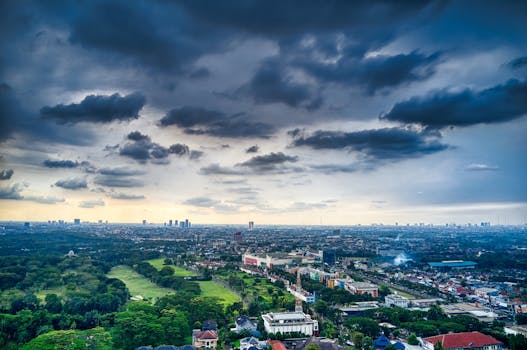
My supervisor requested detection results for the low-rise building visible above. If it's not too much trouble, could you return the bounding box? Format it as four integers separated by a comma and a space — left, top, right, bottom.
385, 294, 410, 308
262, 311, 319, 336
235, 315, 257, 334
240, 337, 267, 350
345, 281, 378, 297
192, 330, 218, 350
425, 332, 503, 350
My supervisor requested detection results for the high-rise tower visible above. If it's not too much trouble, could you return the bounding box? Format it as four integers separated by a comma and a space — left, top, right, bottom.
295, 269, 303, 312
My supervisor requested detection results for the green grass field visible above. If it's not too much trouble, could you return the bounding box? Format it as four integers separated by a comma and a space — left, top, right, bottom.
36, 287, 65, 301
197, 281, 240, 306
389, 287, 416, 300
146, 259, 197, 277
107, 265, 174, 301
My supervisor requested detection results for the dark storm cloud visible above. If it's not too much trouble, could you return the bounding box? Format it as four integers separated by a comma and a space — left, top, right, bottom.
0, 183, 64, 204
290, 127, 448, 161
296, 51, 441, 94
43, 160, 79, 168
93, 176, 144, 188
159, 107, 275, 138
239, 152, 298, 170
0, 184, 23, 199
190, 150, 204, 160
178, 0, 436, 39
66, 0, 231, 73
108, 192, 145, 200
119, 131, 198, 163
382, 79, 527, 128
200, 152, 301, 176
507, 56, 527, 70
55, 177, 88, 190
241, 59, 322, 110
0, 169, 14, 180
169, 144, 190, 156
0, 83, 96, 145
309, 164, 361, 174
246, 145, 259, 153
40, 92, 145, 124
98, 167, 145, 176
199, 164, 244, 176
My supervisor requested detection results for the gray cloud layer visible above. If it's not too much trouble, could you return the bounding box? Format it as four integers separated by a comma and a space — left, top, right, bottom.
382, 79, 527, 128
41, 92, 145, 124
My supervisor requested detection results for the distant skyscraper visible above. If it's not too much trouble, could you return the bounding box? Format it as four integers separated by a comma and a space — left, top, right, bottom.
169, 219, 173, 226
233, 231, 243, 243
142, 219, 147, 225
73, 218, 80, 225
185, 219, 189, 228
24, 222, 30, 228
322, 250, 336, 266
175, 220, 178, 227
248, 221, 254, 230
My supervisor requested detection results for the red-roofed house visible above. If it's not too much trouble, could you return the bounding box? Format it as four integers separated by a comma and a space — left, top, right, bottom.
268, 340, 287, 350
193, 330, 219, 350
425, 331, 503, 350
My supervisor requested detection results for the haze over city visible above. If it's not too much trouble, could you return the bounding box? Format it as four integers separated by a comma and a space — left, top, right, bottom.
1, 0, 526, 225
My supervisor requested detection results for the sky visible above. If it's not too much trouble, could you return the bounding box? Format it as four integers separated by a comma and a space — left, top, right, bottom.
1, 0, 526, 225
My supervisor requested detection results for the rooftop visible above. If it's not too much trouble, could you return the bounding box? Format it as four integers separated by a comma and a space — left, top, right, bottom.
425, 332, 502, 349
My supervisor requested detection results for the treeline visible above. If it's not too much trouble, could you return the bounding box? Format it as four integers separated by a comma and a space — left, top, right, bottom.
0, 255, 129, 349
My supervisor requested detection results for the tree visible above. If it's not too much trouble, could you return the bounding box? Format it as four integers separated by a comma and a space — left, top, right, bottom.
306, 344, 321, 350
509, 334, 527, 350
433, 341, 444, 350
352, 332, 364, 349
407, 333, 419, 346
427, 305, 446, 321
44, 294, 62, 314
21, 327, 112, 350
378, 285, 391, 298
345, 317, 380, 338
362, 336, 373, 350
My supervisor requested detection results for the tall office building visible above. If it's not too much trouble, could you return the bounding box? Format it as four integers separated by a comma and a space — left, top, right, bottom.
169, 219, 173, 226
73, 218, 80, 225
248, 221, 254, 230
322, 250, 336, 266
142, 219, 147, 225
175, 220, 178, 227
233, 231, 243, 243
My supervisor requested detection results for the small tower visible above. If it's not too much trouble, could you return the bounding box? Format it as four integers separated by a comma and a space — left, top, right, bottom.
295, 268, 303, 312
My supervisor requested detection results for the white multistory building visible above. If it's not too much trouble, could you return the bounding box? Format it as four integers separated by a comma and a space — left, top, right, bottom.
262, 312, 319, 336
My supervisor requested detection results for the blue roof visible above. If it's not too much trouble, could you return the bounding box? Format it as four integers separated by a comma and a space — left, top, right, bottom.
393, 341, 406, 350
374, 334, 391, 348
428, 261, 477, 268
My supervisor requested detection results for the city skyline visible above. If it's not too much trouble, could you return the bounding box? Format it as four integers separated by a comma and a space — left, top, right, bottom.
1, 1, 526, 224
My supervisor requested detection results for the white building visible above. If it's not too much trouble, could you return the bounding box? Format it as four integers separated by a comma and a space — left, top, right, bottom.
262, 312, 319, 336
385, 293, 410, 308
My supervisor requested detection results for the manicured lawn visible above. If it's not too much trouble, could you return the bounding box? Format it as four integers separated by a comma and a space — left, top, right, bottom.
197, 281, 240, 306
36, 287, 65, 301
389, 287, 416, 300
107, 265, 174, 301
146, 258, 197, 277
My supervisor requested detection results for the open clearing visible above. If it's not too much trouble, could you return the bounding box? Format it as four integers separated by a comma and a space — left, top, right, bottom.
107, 265, 174, 301
146, 258, 198, 277
197, 281, 240, 306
